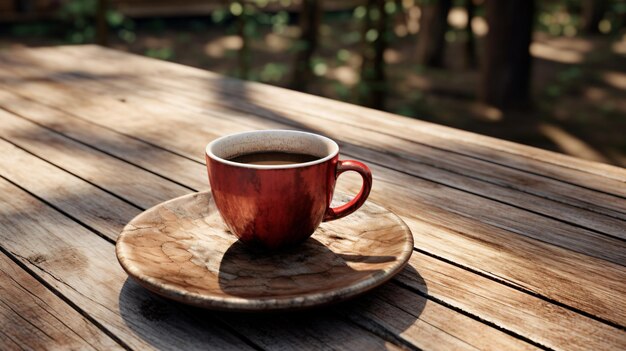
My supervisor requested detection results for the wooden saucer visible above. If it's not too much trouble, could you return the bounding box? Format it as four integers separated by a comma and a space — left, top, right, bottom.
116, 191, 413, 311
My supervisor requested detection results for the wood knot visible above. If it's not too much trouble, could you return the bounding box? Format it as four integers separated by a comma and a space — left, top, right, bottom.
29, 254, 46, 264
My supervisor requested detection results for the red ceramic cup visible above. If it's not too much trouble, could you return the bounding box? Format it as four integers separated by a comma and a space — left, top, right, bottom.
206, 130, 372, 251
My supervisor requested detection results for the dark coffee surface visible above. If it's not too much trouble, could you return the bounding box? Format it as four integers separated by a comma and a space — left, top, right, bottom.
229, 151, 320, 165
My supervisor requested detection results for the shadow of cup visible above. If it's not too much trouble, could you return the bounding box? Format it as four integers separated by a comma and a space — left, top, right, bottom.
216, 238, 394, 299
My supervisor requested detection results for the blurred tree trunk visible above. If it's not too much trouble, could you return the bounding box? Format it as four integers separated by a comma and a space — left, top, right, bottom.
96, 0, 108, 46
14, 0, 33, 13
480, 0, 534, 110
395, 0, 408, 28
416, 0, 452, 67
360, 0, 389, 109
581, 0, 606, 34
464, 0, 475, 68
237, 12, 250, 79
292, 0, 322, 91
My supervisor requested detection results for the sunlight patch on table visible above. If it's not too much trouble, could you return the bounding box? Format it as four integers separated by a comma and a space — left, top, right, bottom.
407, 6, 421, 34
470, 103, 503, 122
535, 34, 594, 53
448, 8, 468, 29
264, 33, 291, 52
530, 42, 583, 64
603, 71, 626, 91
330, 66, 359, 86
538, 123, 608, 163
583, 86, 607, 101
612, 34, 626, 55
406, 75, 433, 90
384, 49, 403, 64
204, 36, 243, 58
471, 17, 488, 37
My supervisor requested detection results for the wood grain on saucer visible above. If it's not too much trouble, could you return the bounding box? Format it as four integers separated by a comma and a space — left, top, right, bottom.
116, 191, 413, 311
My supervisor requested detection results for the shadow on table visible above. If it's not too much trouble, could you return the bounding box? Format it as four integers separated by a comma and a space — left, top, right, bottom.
118, 260, 426, 350
217, 239, 392, 298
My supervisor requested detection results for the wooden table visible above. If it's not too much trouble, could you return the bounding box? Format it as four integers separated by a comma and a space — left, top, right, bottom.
0, 45, 624, 351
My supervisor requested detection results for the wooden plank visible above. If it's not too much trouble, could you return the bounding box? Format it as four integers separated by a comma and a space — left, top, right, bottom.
0, 90, 207, 192
0, 88, 626, 264
0, 118, 417, 350
346, 285, 539, 351
365, 170, 626, 326
10, 62, 626, 250
4, 46, 626, 218
0, 84, 624, 326
0, 179, 256, 350
403, 253, 626, 351
0, 152, 536, 351
179, 95, 626, 219
42, 45, 626, 189
0, 109, 192, 210
2, 51, 625, 229
0, 252, 124, 351
0, 113, 537, 351
0, 45, 620, 336
4, 48, 626, 219
211, 82, 626, 184
0, 109, 624, 350
0, 179, 410, 350
1, 88, 625, 243
148, 59, 626, 186
1, 71, 625, 263
0, 139, 139, 241
0, 117, 619, 349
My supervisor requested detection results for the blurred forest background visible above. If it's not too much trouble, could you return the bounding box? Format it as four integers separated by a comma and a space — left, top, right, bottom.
1, 0, 625, 166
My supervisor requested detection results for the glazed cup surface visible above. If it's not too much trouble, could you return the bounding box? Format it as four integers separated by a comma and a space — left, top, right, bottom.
206, 130, 371, 251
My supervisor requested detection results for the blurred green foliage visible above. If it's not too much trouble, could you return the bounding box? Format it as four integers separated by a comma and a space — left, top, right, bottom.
3, 0, 625, 164
145, 47, 174, 60
545, 66, 583, 98
4, 0, 626, 108
57, 0, 135, 44
537, 0, 626, 36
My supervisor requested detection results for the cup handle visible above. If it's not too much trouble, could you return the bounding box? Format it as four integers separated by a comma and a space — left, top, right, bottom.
323, 160, 373, 222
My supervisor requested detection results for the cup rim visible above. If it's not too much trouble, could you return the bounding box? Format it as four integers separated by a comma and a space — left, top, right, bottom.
206, 130, 339, 170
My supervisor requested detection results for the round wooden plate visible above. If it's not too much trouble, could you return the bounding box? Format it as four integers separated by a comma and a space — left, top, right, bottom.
116, 191, 413, 311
